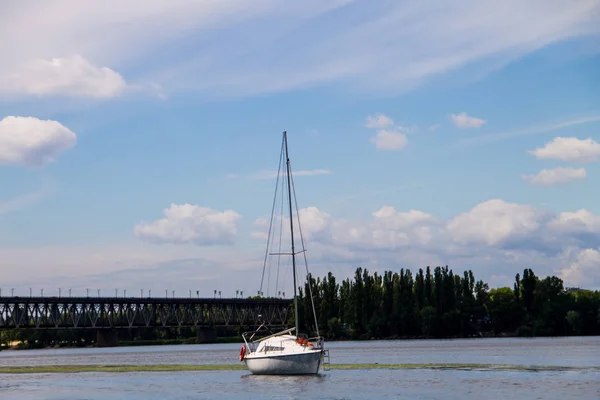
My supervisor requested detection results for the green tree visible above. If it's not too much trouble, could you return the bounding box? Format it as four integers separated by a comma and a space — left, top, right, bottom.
566, 310, 581, 335
488, 287, 522, 333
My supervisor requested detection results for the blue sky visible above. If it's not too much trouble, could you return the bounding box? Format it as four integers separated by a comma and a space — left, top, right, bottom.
1, 0, 600, 297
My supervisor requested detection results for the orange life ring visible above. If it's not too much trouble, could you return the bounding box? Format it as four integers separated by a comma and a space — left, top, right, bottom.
239, 345, 246, 361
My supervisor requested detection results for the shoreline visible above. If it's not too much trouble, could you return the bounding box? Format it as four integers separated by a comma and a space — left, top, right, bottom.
2, 333, 596, 352
0, 334, 486, 351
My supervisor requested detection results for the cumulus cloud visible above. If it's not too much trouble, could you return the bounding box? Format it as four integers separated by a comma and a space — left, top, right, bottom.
522, 167, 587, 186
250, 207, 332, 244
255, 198, 600, 257
450, 112, 486, 128
365, 113, 410, 151
254, 204, 440, 250
297, 206, 332, 237
446, 199, 543, 246
365, 114, 394, 129
560, 248, 600, 288
0, 116, 77, 166
249, 198, 600, 288
369, 129, 408, 151
134, 203, 242, 245
528, 137, 600, 163
549, 209, 600, 234
2, 55, 127, 98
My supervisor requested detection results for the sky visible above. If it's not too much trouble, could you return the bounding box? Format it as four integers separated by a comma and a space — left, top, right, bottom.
1, 0, 600, 299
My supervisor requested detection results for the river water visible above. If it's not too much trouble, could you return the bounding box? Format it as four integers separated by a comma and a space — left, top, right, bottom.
1, 337, 598, 399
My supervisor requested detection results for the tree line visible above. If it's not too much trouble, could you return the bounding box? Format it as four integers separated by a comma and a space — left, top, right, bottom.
297, 266, 600, 339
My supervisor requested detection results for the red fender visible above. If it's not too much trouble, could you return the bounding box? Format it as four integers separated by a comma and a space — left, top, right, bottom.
239, 345, 246, 361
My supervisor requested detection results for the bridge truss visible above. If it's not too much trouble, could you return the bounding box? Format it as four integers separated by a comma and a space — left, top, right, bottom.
0, 297, 292, 330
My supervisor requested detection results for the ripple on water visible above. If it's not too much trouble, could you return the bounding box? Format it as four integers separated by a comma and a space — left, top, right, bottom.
0, 369, 599, 400
0, 338, 599, 399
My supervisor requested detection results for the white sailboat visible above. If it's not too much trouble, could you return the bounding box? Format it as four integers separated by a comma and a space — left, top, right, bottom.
239, 131, 329, 375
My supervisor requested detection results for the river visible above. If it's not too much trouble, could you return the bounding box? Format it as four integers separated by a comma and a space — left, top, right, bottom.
1, 337, 598, 399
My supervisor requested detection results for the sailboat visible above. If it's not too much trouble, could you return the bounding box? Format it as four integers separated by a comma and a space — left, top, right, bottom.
239, 131, 329, 375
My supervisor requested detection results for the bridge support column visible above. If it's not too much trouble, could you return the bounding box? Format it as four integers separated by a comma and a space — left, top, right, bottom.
196, 327, 217, 344
96, 329, 118, 347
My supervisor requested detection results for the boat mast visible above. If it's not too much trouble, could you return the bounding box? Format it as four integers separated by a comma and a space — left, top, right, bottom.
283, 131, 300, 337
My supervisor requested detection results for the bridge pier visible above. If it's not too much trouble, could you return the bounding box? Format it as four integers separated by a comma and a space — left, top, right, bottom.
96, 329, 118, 347
196, 327, 217, 344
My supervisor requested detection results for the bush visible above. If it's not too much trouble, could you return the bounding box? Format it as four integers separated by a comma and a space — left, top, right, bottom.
516, 325, 532, 337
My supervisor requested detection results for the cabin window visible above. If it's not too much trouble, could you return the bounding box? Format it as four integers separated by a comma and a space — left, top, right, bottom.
263, 346, 284, 352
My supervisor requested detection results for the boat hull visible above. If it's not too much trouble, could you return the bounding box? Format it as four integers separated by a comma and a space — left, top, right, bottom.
244, 349, 324, 375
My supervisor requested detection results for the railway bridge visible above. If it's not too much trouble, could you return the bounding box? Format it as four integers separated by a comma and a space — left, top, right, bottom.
0, 296, 292, 347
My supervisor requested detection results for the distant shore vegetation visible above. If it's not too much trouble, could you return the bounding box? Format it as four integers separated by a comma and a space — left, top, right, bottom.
296, 267, 599, 340
1, 267, 598, 350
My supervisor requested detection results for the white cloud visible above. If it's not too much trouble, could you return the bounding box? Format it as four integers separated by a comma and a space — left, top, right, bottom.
134, 203, 242, 245
253, 205, 440, 250
522, 167, 587, 186
365, 113, 394, 129
248, 199, 600, 290
560, 248, 600, 288
366, 207, 437, 248
372, 207, 436, 228
298, 206, 332, 237
369, 129, 408, 151
365, 113, 410, 151
250, 207, 332, 243
252, 199, 597, 257
446, 199, 543, 246
0, 116, 77, 166
450, 112, 486, 128
253, 216, 270, 228
1, 1, 598, 99
2, 55, 127, 98
529, 137, 600, 163
549, 209, 600, 234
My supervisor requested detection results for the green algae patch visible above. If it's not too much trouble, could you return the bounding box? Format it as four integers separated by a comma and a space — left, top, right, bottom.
1, 363, 598, 374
